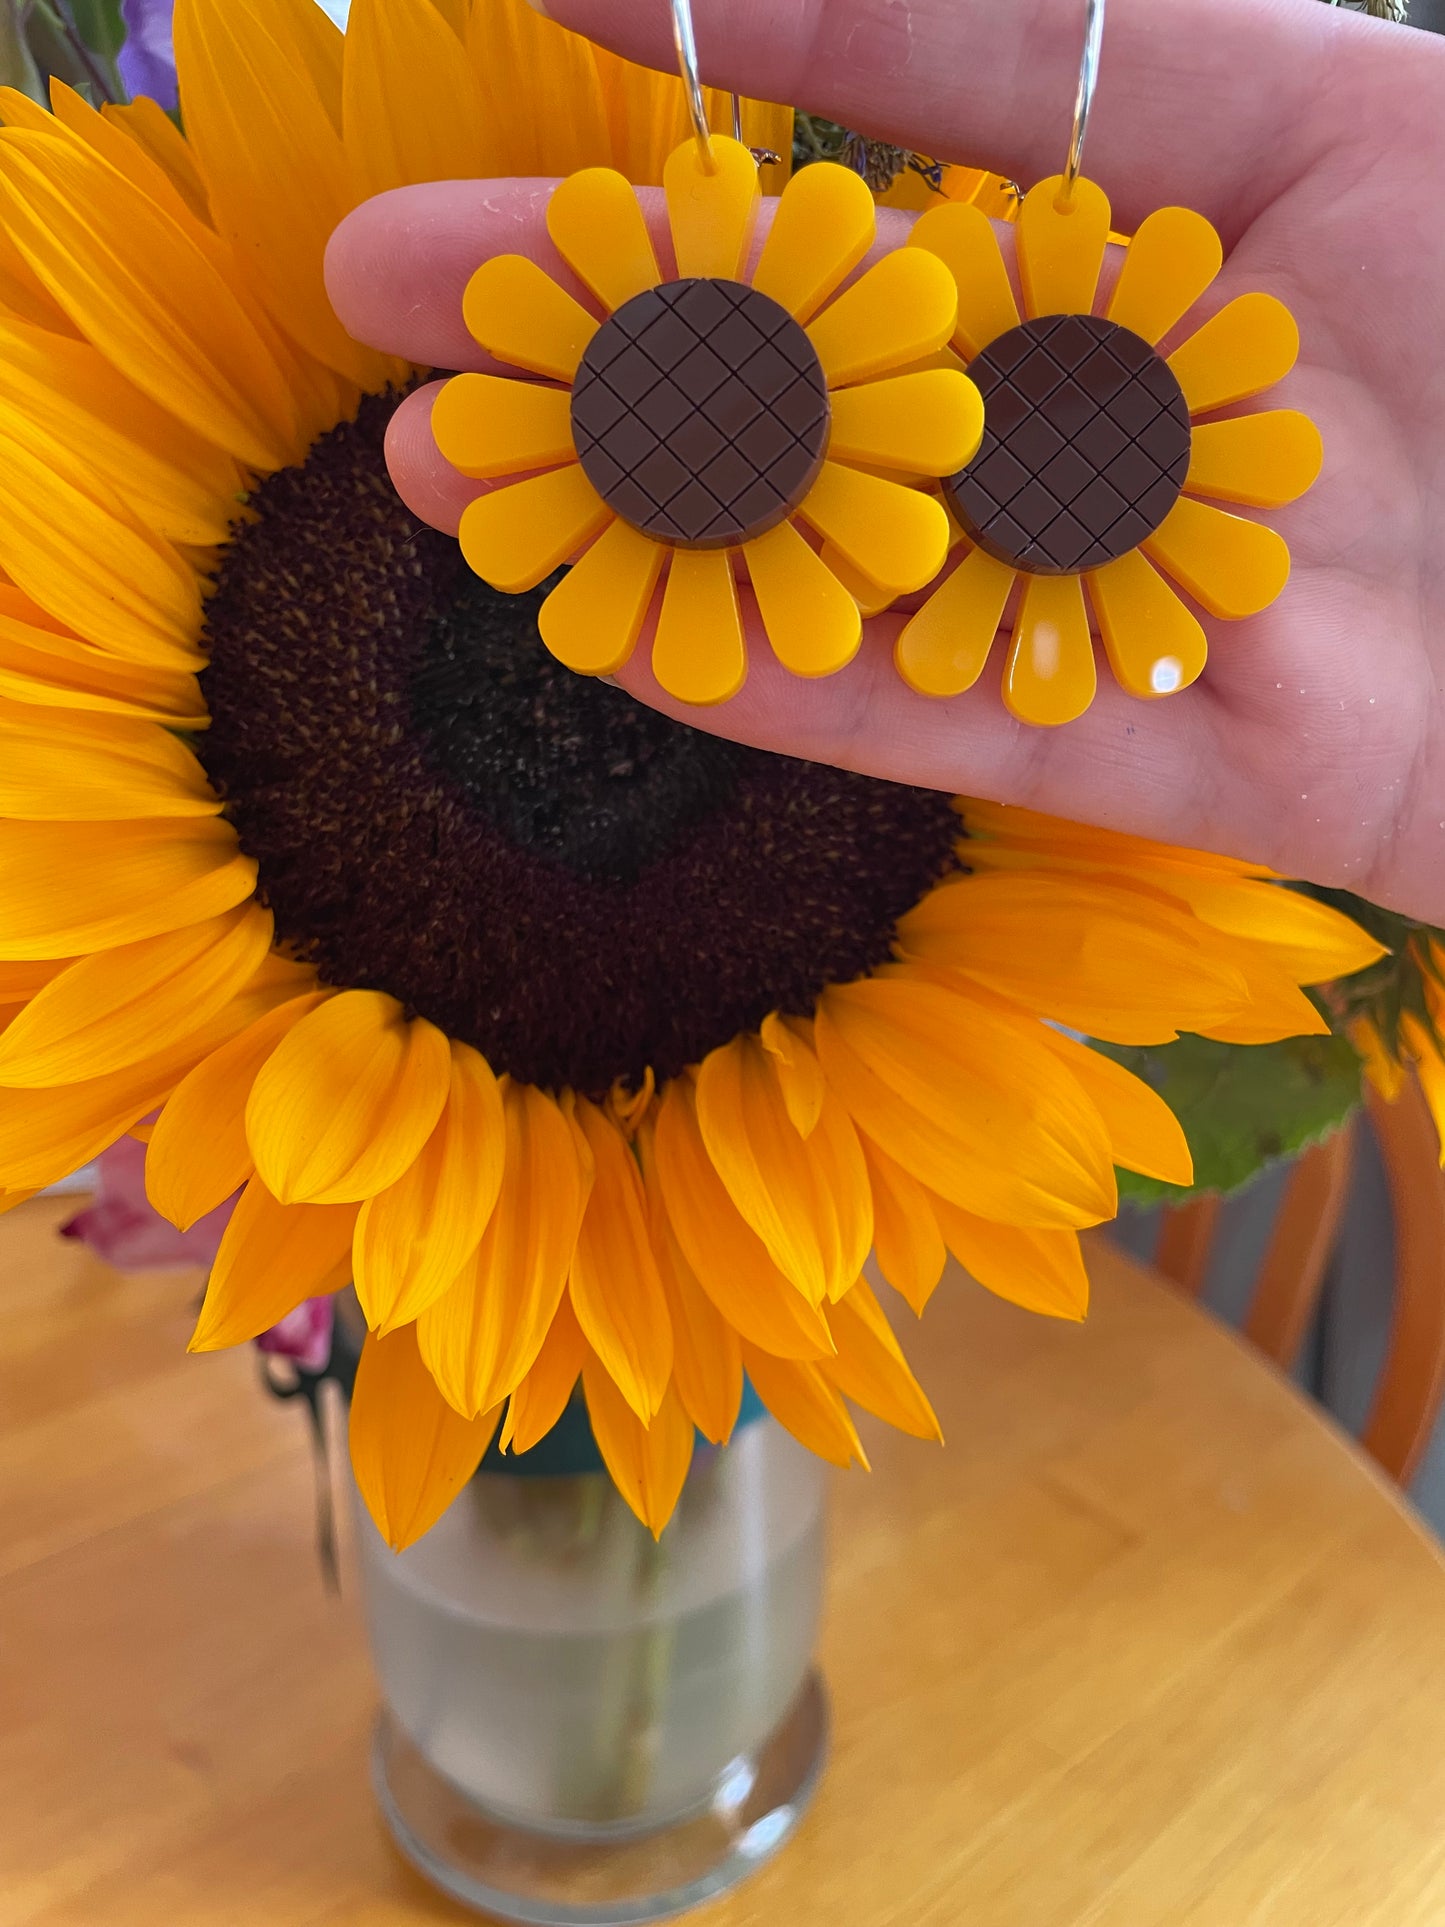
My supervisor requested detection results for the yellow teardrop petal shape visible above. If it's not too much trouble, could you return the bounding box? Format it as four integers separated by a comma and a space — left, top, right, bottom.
189, 1179, 357, 1351
432, 373, 577, 482
569, 1098, 673, 1423
1144, 495, 1290, 620
1184, 409, 1323, 508
822, 1279, 942, 1442
896, 546, 1016, 698
663, 133, 759, 281
350, 1325, 500, 1553
1016, 174, 1112, 321
1087, 547, 1207, 700
795, 463, 950, 595
463, 254, 599, 381
930, 1201, 1089, 1321
806, 248, 958, 388
547, 166, 661, 312
909, 200, 1020, 359
538, 517, 664, 676
0, 706, 219, 819
752, 161, 875, 324
743, 522, 861, 679
1167, 292, 1299, 416
459, 465, 612, 595
650, 548, 746, 705
582, 1359, 694, 1538
826, 370, 983, 477
819, 543, 895, 617
740, 1344, 867, 1468
1003, 573, 1097, 726
1105, 205, 1223, 346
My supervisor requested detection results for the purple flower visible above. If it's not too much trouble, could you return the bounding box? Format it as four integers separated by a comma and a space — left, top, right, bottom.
255, 1298, 335, 1375
117, 0, 177, 113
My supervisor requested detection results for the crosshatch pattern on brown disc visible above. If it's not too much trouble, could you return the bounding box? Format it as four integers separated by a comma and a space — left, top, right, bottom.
943, 314, 1192, 575
570, 278, 830, 550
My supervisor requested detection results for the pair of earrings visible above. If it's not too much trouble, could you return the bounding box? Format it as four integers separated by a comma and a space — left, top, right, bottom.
435, 1, 1319, 727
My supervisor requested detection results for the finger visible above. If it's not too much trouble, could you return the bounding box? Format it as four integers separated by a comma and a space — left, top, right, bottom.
385, 383, 488, 535
529, 0, 1355, 240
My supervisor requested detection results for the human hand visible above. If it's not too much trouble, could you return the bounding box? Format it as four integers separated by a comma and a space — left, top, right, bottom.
326, 0, 1445, 923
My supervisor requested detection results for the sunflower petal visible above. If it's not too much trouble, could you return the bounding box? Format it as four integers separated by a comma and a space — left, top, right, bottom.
189, 1178, 356, 1352
568, 1097, 673, 1422
908, 201, 1020, 359
1105, 205, 1223, 346
743, 522, 861, 679
1086, 548, 1207, 701
1184, 410, 1323, 509
463, 254, 599, 381
1016, 175, 1111, 319
0, 615, 206, 726
795, 463, 950, 595
501, 1294, 588, 1456
354, 1041, 505, 1334
246, 990, 451, 1205
417, 1080, 590, 1418
651, 547, 746, 705
931, 1200, 1090, 1321
1144, 495, 1290, 620
1167, 292, 1299, 415
350, 1325, 500, 1552
459, 465, 612, 596
1039, 1027, 1194, 1186
102, 97, 211, 223
1003, 573, 1097, 727
861, 1134, 946, 1315
1166, 876, 1387, 982
0, 705, 219, 819
146, 990, 328, 1229
751, 161, 874, 324
759, 1011, 826, 1138
343, 0, 489, 201
806, 247, 957, 387
664, 133, 759, 281
583, 1359, 694, 1538
822, 1278, 942, 1441
538, 517, 664, 676
896, 546, 1015, 698
740, 1343, 867, 1468
547, 166, 661, 312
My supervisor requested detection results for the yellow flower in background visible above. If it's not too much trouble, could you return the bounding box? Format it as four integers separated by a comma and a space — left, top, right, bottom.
897, 182, 1323, 725
437, 145, 982, 705
1353, 934, 1445, 1159
0, 0, 1384, 1545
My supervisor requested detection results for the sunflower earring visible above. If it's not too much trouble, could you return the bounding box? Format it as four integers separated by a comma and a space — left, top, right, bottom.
435, 0, 986, 706
899, 0, 1323, 726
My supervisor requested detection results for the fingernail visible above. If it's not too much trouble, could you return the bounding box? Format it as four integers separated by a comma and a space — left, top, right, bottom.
523, 0, 551, 14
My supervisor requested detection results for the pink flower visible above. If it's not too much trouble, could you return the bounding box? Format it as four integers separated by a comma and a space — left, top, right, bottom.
255, 1298, 335, 1374
61, 1138, 234, 1269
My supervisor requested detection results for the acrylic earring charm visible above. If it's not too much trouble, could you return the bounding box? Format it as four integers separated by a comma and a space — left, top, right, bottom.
432, 0, 985, 707
898, 0, 1323, 726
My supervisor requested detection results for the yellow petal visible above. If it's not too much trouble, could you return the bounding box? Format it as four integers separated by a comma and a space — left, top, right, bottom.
650, 547, 746, 705
246, 990, 451, 1205
814, 974, 1117, 1228
1167, 293, 1299, 415
353, 1041, 506, 1334
640, 1117, 744, 1445
827, 369, 984, 477
1016, 174, 1110, 319
1086, 548, 1207, 700
930, 1200, 1089, 1321
751, 161, 875, 324
463, 254, 599, 381
820, 542, 896, 617
0, 705, 218, 819
896, 545, 1015, 698
861, 1135, 946, 1315
908, 201, 1020, 360
806, 247, 957, 387
0, 903, 273, 1086
189, 1179, 356, 1351
0, 614, 206, 727
795, 463, 950, 595
547, 167, 661, 312
664, 133, 759, 280
102, 97, 211, 224
740, 1343, 867, 1468
1105, 206, 1223, 346
146, 990, 329, 1230
1167, 876, 1387, 982
759, 1011, 825, 1138
417, 1080, 590, 1417
501, 1294, 588, 1456
538, 518, 664, 676
432, 372, 576, 482
1039, 1027, 1194, 1186
0, 958, 68, 1001
343, 0, 489, 201
652, 1077, 834, 1360
350, 1325, 500, 1553
1002, 573, 1097, 727
568, 1097, 673, 1422
1195, 954, 1330, 1045
459, 465, 612, 596
898, 873, 1253, 1043
1144, 495, 1290, 620
696, 1033, 870, 1307
1184, 410, 1323, 509
743, 521, 861, 679
822, 1279, 942, 1441
0, 818, 255, 960
582, 1359, 694, 1538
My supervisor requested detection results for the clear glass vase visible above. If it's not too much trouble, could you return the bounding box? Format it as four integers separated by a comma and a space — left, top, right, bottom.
355, 1413, 830, 1926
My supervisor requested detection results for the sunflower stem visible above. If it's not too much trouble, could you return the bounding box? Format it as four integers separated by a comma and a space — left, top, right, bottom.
27, 0, 121, 103
0, 0, 43, 99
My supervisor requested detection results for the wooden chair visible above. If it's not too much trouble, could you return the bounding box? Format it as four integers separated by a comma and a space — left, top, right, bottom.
1154, 1073, 1445, 1486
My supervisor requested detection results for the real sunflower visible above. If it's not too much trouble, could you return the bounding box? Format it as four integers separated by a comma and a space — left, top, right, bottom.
0, 0, 1382, 1545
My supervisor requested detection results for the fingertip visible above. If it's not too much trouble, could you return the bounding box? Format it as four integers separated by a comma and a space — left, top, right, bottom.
385, 381, 488, 536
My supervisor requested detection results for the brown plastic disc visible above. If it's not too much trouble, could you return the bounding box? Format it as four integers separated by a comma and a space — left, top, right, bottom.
570, 278, 830, 551
943, 314, 1192, 575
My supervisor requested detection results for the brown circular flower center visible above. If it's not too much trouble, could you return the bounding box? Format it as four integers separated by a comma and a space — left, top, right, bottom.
944, 315, 1191, 575
196, 393, 958, 1097
570, 278, 830, 549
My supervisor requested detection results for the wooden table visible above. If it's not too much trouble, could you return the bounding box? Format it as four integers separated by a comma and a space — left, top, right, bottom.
5, 1195, 1445, 1926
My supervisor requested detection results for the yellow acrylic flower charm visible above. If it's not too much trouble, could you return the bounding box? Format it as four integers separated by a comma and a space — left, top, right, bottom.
899, 179, 1323, 725
436, 140, 986, 705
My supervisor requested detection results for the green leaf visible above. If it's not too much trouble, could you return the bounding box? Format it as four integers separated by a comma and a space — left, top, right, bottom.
65, 0, 125, 60
0, 0, 44, 99
1100, 1031, 1364, 1206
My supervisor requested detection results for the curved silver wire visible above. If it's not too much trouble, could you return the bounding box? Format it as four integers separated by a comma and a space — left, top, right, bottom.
669, 0, 716, 170
1059, 0, 1106, 209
